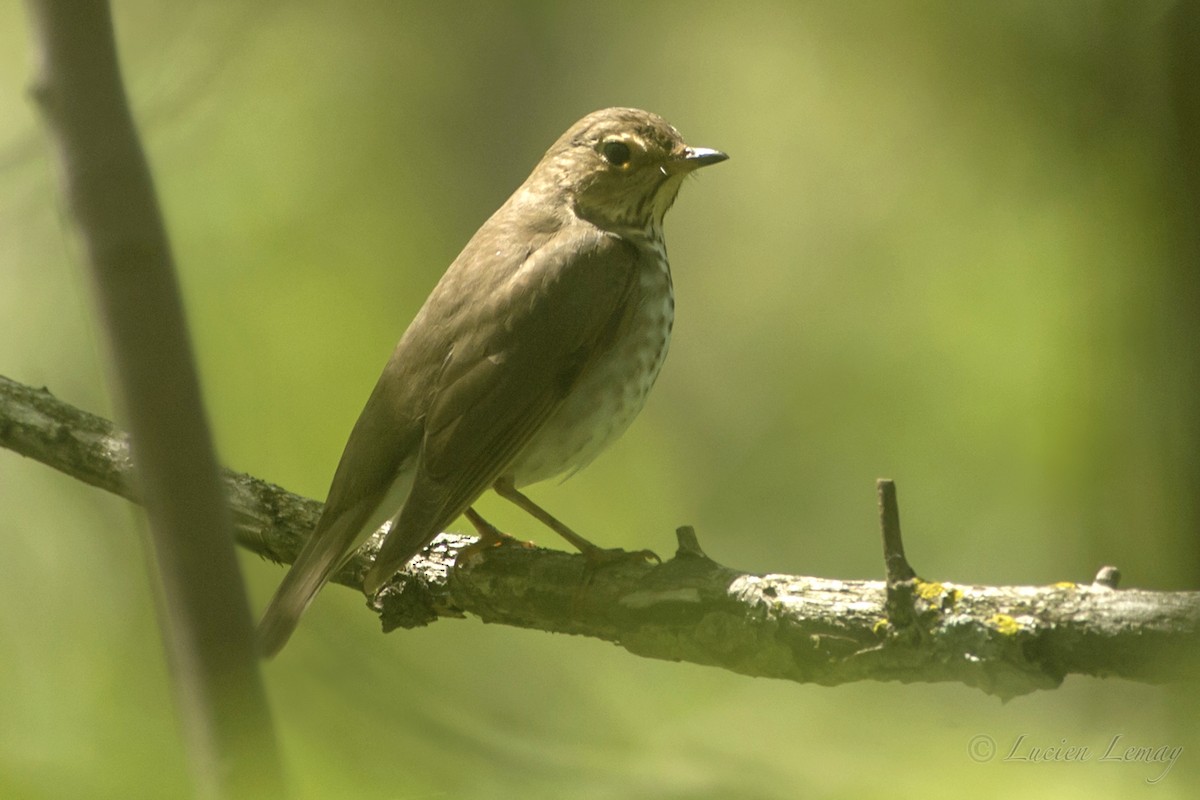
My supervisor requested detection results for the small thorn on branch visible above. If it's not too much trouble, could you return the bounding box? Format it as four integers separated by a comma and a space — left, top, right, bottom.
1092, 565, 1121, 589
877, 478, 916, 584
674, 525, 709, 559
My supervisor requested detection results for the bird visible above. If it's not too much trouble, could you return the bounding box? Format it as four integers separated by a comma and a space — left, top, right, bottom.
257, 107, 726, 657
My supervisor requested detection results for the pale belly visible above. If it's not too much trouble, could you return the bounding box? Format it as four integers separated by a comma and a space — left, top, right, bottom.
506, 255, 673, 487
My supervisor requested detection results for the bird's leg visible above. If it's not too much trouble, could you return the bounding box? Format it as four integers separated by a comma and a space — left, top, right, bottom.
493, 479, 659, 563
492, 480, 598, 552
463, 506, 508, 544
455, 506, 532, 564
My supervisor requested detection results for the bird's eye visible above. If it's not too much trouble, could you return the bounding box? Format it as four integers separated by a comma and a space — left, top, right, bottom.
601, 140, 632, 167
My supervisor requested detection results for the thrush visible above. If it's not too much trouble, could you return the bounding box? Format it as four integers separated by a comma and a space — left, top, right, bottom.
257, 107, 726, 656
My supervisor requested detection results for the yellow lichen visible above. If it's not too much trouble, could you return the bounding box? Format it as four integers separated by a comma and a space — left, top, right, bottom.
987, 614, 1022, 635
916, 581, 946, 601
914, 581, 960, 608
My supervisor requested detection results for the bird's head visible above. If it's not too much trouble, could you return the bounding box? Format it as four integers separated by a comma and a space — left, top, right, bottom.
531, 107, 727, 237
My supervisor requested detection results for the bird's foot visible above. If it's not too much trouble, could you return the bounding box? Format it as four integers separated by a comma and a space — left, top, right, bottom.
492, 480, 659, 564
579, 544, 661, 566
457, 507, 534, 566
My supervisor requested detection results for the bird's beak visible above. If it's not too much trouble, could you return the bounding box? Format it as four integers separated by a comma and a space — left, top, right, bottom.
667, 146, 729, 173
681, 146, 729, 169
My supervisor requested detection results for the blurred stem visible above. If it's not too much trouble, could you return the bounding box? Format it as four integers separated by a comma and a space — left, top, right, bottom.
1166, 1, 1200, 580
22, 3, 284, 798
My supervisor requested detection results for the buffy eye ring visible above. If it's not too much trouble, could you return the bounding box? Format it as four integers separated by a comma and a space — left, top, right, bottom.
601, 140, 632, 167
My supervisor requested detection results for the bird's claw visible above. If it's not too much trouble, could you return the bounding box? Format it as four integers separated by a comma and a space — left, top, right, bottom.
582, 545, 661, 566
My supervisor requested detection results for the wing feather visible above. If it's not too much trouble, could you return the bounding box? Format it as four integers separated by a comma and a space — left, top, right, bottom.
363, 225, 641, 590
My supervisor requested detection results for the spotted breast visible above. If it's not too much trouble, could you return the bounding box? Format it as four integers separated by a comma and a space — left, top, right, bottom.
506, 232, 673, 487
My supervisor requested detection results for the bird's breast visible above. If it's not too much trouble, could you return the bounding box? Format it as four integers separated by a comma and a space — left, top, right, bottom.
507, 241, 673, 487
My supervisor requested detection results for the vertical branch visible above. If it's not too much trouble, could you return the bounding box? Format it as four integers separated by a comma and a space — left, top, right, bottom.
876, 478, 915, 584
22, 3, 283, 798
877, 478, 918, 630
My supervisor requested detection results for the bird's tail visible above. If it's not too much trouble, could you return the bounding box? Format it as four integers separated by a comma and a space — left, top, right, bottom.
361, 520, 433, 596
361, 483, 451, 595
256, 513, 361, 658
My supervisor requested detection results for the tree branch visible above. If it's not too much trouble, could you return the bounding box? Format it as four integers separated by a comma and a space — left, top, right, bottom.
3, 373, 1198, 701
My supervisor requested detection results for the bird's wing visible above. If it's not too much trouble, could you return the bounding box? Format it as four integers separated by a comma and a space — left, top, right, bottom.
257, 286, 447, 656
362, 224, 643, 591
255, 350, 428, 656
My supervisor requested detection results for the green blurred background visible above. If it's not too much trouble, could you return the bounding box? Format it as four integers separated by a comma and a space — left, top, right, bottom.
2, 1, 1198, 797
